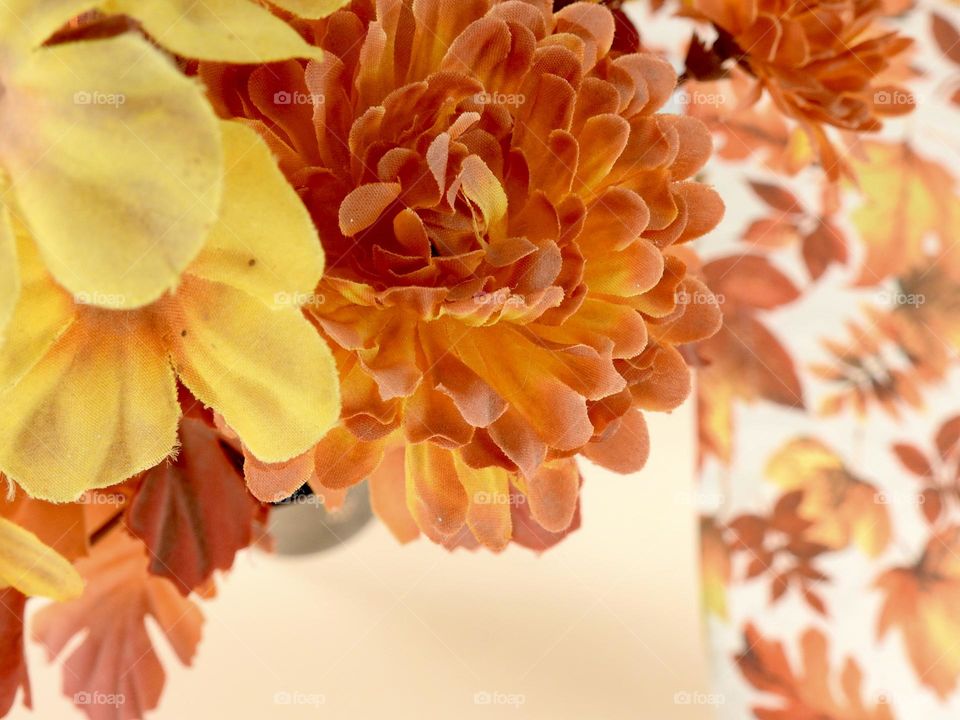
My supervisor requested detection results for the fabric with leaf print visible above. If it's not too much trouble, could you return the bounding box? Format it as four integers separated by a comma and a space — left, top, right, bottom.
697, 1, 960, 717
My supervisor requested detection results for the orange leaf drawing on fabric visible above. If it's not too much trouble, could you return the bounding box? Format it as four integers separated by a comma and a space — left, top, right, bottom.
736, 624, 894, 719
849, 142, 960, 287
891, 415, 960, 526
698, 255, 804, 463
812, 306, 951, 418
876, 527, 960, 699
725, 492, 832, 614
766, 437, 892, 558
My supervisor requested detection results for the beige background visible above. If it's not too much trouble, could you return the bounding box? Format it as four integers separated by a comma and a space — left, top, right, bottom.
15, 399, 711, 720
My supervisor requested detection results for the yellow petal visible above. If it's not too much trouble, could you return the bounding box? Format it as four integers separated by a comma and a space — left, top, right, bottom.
0, 34, 223, 309
0, 203, 18, 341
0, 0, 97, 52
168, 276, 340, 463
0, 311, 180, 501
267, 0, 349, 20
104, 0, 324, 62
0, 517, 83, 601
0, 222, 75, 391
188, 122, 324, 307
453, 453, 512, 551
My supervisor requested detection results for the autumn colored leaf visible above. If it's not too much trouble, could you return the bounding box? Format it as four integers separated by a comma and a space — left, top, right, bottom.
698, 255, 804, 463
32, 531, 204, 720
0, 588, 30, 716
126, 417, 260, 595
725, 492, 834, 614
766, 437, 891, 557
700, 516, 731, 619
932, 13, 960, 66
850, 143, 960, 286
889, 415, 960, 526
736, 624, 893, 719
813, 306, 951, 418
749, 181, 803, 214
876, 527, 960, 699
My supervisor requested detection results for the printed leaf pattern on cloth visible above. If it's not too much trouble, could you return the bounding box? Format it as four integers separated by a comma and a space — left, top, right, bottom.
736, 624, 893, 719
876, 527, 960, 699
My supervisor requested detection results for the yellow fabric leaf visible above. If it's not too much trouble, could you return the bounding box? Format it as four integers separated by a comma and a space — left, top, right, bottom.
0, 517, 83, 601
105, 0, 325, 62
267, 0, 351, 20
0, 224, 75, 392
167, 276, 340, 463
0, 34, 222, 309
187, 122, 325, 307
0, 312, 180, 501
0, 0, 97, 51
0, 203, 18, 342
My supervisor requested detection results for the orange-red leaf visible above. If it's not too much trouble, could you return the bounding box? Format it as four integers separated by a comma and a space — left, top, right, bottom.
126, 418, 260, 595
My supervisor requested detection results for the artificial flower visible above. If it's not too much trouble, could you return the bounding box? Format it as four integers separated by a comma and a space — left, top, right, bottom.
201, 0, 724, 550
683, 0, 914, 177
0, 122, 339, 502
0, 0, 346, 314
0, 0, 222, 309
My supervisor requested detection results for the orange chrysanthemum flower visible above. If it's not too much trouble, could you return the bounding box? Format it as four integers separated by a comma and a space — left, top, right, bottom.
203, 0, 723, 551
684, 0, 913, 177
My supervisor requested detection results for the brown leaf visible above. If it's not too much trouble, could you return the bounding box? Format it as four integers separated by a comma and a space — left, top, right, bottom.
32, 532, 204, 720
703, 255, 802, 312
932, 13, 960, 66
936, 416, 960, 460
749, 181, 803, 214
802, 220, 847, 280
891, 443, 934, 478
126, 418, 260, 595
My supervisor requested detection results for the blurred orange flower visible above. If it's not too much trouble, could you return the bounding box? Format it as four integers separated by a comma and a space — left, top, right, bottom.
685, 0, 913, 177
203, 0, 723, 550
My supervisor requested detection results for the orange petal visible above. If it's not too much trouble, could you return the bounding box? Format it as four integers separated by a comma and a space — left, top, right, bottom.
312, 426, 386, 490
339, 182, 401, 236
582, 410, 650, 474
369, 446, 419, 544
243, 447, 315, 503
405, 442, 468, 540
524, 458, 581, 533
